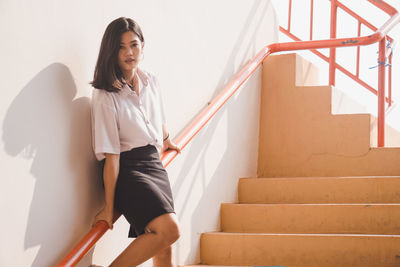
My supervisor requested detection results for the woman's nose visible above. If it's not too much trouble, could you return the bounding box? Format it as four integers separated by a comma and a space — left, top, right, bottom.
126, 47, 133, 55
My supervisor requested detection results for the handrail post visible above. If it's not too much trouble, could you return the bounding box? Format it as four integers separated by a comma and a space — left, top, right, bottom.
389, 53, 392, 107
378, 37, 386, 147
310, 0, 314, 40
329, 0, 337, 86
288, 0, 292, 31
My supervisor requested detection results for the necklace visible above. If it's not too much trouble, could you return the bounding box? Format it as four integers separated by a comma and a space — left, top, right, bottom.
127, 75, 136, 89
127, 74, 137, 90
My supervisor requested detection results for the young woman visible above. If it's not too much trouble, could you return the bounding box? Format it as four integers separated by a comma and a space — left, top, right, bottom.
90, 17, 181, 267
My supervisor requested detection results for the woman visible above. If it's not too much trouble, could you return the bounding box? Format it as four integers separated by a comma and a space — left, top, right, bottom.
90, 17, 181, 267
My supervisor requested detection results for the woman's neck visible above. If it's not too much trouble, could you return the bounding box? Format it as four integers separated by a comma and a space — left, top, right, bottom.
123, 68, 137, 84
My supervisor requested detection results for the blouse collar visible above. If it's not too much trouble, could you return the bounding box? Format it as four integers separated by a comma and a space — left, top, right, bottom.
121, 68, 149, 96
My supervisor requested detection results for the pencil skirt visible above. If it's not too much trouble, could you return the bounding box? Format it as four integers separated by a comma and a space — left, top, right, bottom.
113, 144, 175, 238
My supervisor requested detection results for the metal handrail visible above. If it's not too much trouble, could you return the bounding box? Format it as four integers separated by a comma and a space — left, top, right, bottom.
57, 2, 399, 266
280, 0, 399, 146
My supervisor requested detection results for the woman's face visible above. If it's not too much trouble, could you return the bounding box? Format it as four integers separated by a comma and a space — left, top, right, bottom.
118, 31, 144, 75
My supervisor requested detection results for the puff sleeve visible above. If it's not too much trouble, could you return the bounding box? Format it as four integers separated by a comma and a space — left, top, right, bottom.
91, 90, 120, 161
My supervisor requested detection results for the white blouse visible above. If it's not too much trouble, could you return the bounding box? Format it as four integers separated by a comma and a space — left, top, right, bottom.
91, 68, 166, 161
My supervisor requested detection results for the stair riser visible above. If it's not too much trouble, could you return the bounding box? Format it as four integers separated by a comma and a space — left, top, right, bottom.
221, 203, 400, 234
201, 233, 400, 267
239, 177, 400, 204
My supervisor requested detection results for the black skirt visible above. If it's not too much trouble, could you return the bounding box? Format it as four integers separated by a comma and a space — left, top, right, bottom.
112, 144, 175, 238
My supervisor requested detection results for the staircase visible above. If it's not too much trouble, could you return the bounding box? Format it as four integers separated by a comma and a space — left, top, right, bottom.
181, 54, 400, 267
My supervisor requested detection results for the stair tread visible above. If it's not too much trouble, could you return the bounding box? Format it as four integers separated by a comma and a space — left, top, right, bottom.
238, 176, 400, 204
223, 203, 400, 205
203, 232, 400, 237
221, 201, 400, 234
178, 264, 254, 267
242, 176, 400, 179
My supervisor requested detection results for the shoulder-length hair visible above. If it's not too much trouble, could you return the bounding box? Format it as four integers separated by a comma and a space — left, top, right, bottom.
90, 17, 144, 92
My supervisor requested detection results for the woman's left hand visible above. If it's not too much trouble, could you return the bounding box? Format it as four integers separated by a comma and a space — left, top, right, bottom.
163, 138, 181, 154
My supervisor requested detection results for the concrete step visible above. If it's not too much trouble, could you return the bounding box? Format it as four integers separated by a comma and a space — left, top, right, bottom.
221, 203, 400, 234
200, 232, 400, 267
179, 266, 253, 267
238, 176, 400, 204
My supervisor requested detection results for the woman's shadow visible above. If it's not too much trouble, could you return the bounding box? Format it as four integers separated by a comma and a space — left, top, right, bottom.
2, 63, 103, 267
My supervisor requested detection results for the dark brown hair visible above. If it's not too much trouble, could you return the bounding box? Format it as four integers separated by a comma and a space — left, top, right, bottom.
90, 17, 145, 92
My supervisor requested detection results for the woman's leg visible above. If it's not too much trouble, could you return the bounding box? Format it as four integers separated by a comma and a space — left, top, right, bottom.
153, 245, 173, 267
109, 212, 180, 267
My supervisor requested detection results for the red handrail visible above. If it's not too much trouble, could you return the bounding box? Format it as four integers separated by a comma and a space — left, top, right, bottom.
367, 0, 397, 16
58, 2, 399, 266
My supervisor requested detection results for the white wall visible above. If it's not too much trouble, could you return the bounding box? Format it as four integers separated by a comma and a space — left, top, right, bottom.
0, 1, 278, 266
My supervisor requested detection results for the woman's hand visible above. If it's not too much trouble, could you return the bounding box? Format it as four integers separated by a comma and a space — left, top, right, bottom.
163, 138, 181, 154
93, 207, 114, 229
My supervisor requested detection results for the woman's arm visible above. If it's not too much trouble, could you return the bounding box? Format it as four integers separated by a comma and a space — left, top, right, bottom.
93, 153, 120, 229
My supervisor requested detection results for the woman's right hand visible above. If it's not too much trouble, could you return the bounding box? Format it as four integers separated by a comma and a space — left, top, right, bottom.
93, 207, 114, 229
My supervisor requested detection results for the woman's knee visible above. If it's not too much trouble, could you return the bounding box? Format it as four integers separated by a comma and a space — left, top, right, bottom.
159, 214, 180, 245
146, 212, 180, 244
166, 220, 180, 244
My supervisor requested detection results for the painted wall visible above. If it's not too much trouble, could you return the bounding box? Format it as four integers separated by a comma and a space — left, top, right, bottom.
0, 1, 278, 266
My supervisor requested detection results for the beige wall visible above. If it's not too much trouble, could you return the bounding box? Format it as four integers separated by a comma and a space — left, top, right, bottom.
0, 1, 278, 266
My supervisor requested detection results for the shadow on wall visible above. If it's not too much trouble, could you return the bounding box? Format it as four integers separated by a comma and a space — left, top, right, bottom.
167, 0, 275, 264
210, 0, 277, 100
2, 63, 102, 267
